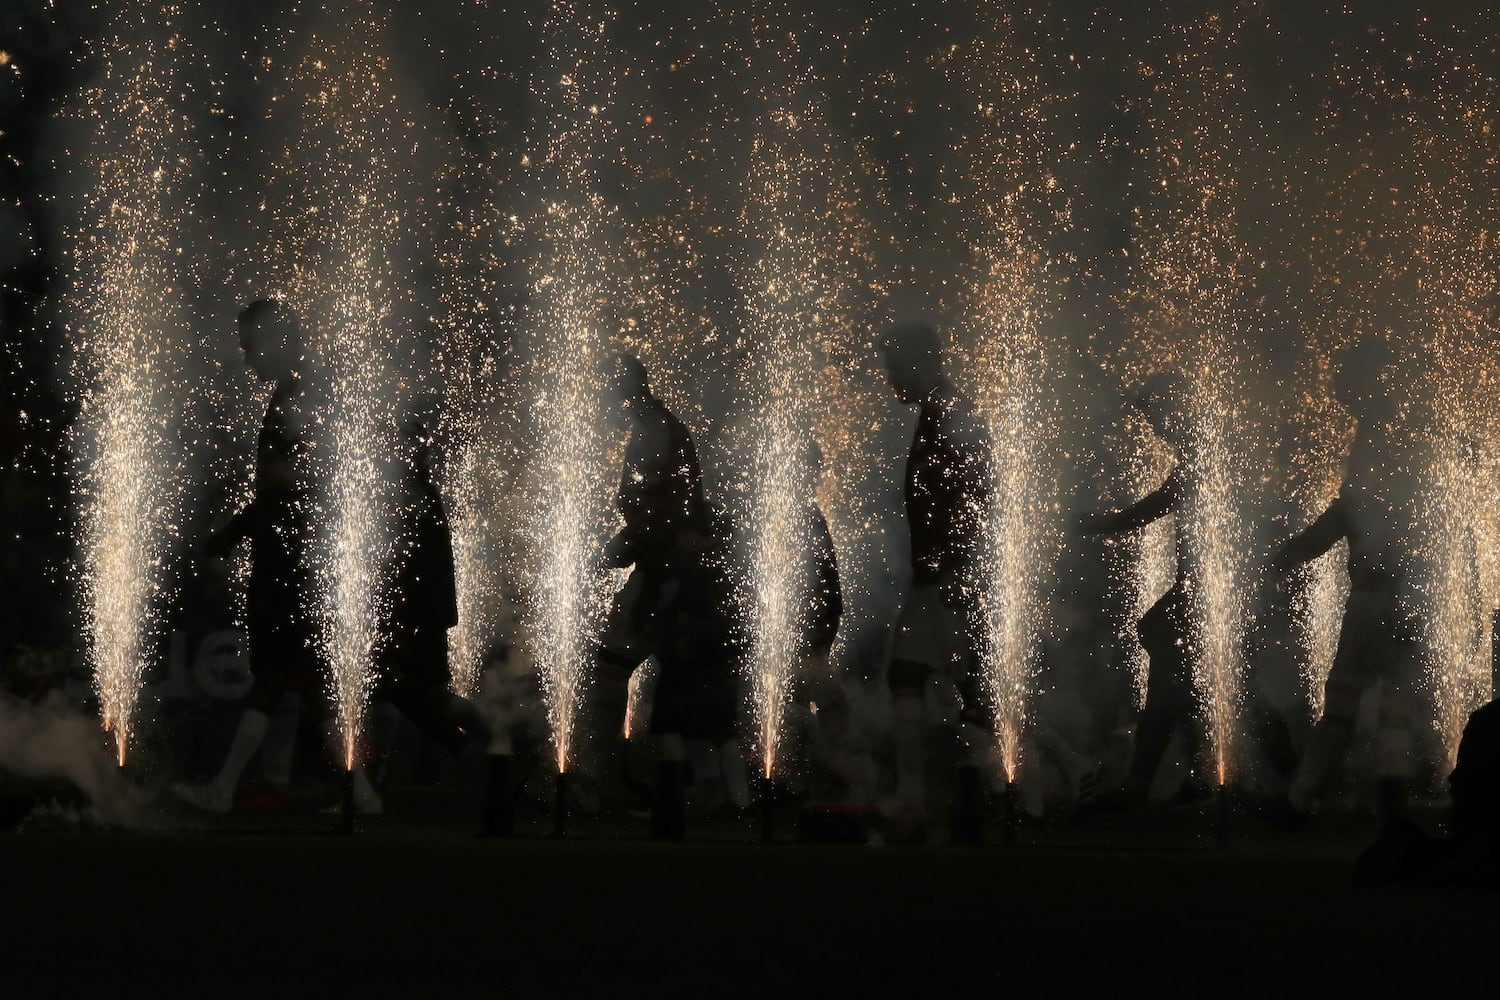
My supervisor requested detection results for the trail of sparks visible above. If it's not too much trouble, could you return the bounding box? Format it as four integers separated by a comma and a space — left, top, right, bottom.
262, 11, 413, 771
1126, 10, 1257, 785
940, 6, 1072, 782
65, 13, 201, 765
522, 0, 621, 774
740, 97, 836, 780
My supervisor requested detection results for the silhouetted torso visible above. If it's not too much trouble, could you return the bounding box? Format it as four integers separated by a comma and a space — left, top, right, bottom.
1281, 407, 1425, 600
385, 464, 459, 674
244, 384, 317, 651
616, 397, 706, 568
904, 394, 990, 588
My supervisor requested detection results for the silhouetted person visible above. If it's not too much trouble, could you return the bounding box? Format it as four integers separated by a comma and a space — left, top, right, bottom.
795, 435, 844, 667
349, 425, 494, 814
594, 355, 709, 752
783, 432, 849, 796
174, 299, 319, 813
1355, 698, 1500, 887
1078, 372, 1212, 807
645, 524, 746, 835
879, 320, 992, 828
1080, 373, 1294, 812
1272, 340, 1428, 818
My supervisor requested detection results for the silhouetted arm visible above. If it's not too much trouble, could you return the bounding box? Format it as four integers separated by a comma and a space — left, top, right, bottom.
1081, 466, 1183, 536
1272, 499, 1350, 573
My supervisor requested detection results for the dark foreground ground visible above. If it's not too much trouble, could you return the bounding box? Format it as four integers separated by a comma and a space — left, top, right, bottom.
7, 794, 1498, 997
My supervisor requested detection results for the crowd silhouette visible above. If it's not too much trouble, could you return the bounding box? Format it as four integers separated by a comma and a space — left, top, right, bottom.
111, 304, 1485, 871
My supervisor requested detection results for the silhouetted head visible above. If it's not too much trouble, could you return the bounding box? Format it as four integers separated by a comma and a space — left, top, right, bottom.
613, 352, 653, 419
1449, 699, 1500, 840
1331, 339, 1398, 417
400, 414, 437, 480
805, 432, 824, 474
1128, 370, 1191, 451
879, 321, 944, 405
237, 299, 304, 385
793, 421, 825, 494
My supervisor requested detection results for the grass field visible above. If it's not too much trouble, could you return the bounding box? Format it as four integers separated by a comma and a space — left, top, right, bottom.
7, 791, 1494, 995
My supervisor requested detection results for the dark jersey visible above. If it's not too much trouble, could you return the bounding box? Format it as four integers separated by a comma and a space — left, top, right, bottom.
212, 384, 317, 654
614, 397, 707, 567
1276, 414, 1429, 597
382, 467, 458, 681
905, 393, 990, 587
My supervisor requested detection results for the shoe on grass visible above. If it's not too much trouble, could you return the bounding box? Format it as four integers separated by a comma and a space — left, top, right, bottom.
170, 782, 232, 814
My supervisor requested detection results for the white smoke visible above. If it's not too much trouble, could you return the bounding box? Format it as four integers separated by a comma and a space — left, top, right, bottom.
0, 690, 147, 829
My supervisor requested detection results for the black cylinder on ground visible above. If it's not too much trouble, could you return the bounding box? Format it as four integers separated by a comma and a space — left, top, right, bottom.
552, 770, 568, 838
652, 760, 686, 840
480, 754, 514, 837
951, 764, 986, 846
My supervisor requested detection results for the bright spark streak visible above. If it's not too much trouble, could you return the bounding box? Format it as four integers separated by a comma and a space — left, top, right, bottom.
66, 12, 199, 765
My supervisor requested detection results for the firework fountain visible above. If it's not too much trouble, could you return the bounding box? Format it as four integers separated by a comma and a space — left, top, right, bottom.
1125, 11, 1258, 800
1125, 440, 1178, 712
1418, 434, 1492, 769
431, 98, 516, 702
1410, 152, 1500, 772
521, 0, 623, 831
740, 98, 832, 796
960, 268, 1058, 834
939, 9, 1071, 840
1409, 264, 1499, 770
258, 10, 419, 794
64, 9, 203, 766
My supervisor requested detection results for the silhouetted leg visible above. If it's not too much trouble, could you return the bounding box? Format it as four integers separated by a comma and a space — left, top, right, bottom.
1128, 645, 1192, 795
1247, 694, 1298, 778
1372, 634, 1425, 820
652, 733, 686, 839
889, 657, 929, 808
262, 692, 301, 790
1290, 597, 1376, 813
720, 737, 751, 810
388, 681, 470, 757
